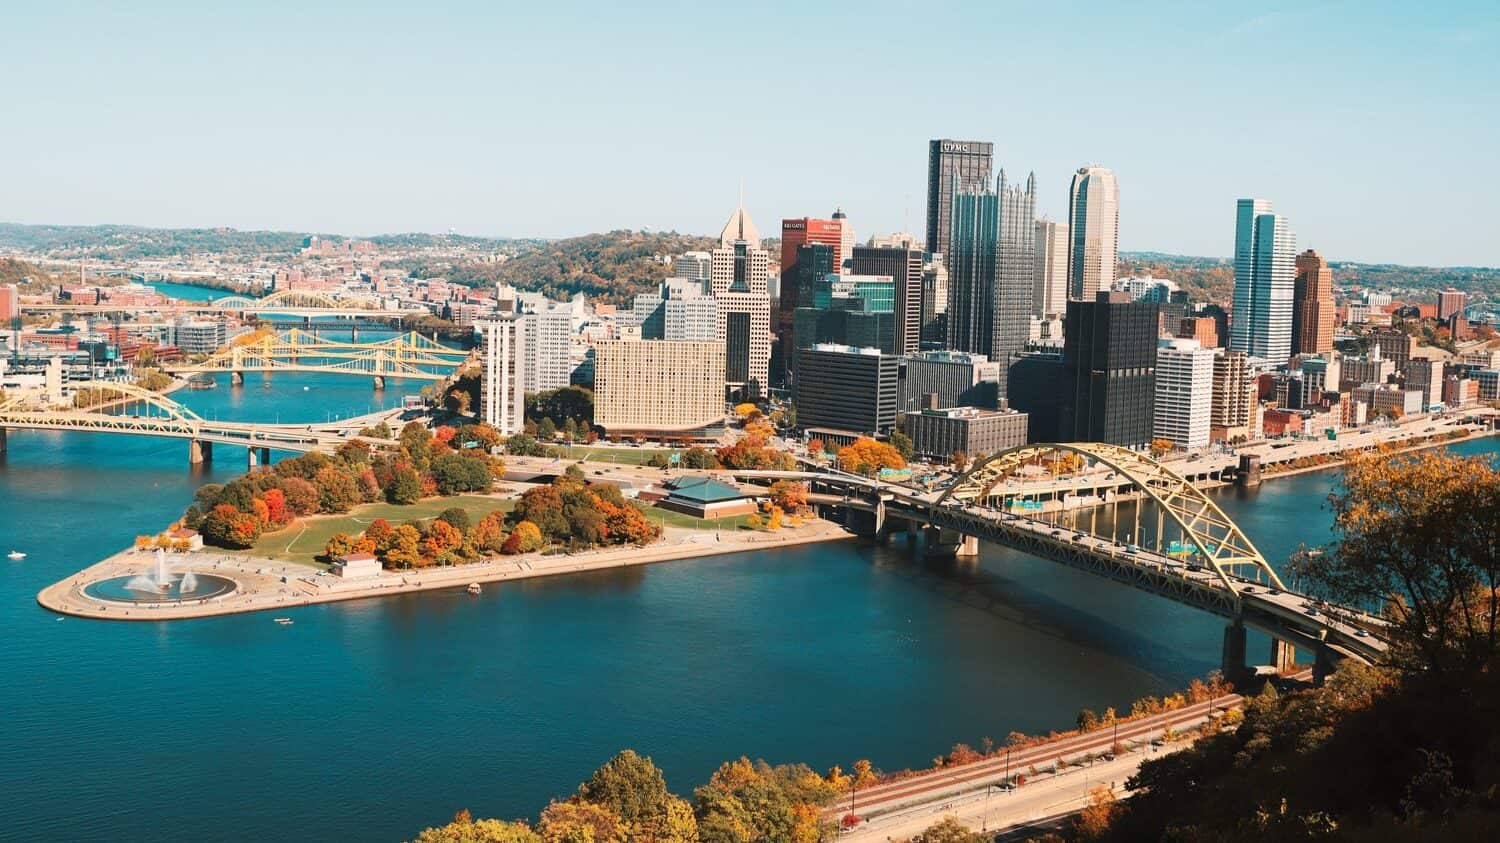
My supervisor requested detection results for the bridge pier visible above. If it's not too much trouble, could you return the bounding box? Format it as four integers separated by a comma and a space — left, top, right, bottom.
373, 375, 386, 390
1270, 638, 1297, 675
0, 427, 7, 454
954, 534, 979, 558
247, 446, 272, 469
1312, 647, 1340, 685
189, 439, 213, 465
1236, 454, 1261, 488
1221, 621, 1248, 684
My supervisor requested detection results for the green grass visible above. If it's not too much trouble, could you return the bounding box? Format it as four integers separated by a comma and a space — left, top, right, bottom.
559, 445, 682, 466
237, 495, 515, 568
639, 505, 754, 531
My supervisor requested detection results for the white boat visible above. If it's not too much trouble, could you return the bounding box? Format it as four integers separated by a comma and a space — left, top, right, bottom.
467, 583, 482, 595
274, 617, 294, 625
7, 551, 26, 560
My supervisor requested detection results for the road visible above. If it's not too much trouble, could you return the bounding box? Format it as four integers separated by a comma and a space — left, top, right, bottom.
834, 694, 1251, 842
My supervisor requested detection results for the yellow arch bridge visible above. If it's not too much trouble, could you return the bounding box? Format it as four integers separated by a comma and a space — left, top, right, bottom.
167, 329, 472, 387
725, 442, 1387, 683
0, 381, 402, 468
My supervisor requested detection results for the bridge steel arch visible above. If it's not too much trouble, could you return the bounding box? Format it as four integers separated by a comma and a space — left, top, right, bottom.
211, 290, 358, 311
936, 442, 1286, 594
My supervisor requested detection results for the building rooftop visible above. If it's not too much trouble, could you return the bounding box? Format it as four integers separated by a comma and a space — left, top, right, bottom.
664, 476, 750, 504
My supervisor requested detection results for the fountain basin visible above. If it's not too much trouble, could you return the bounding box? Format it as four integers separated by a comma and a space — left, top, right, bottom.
84, 573, 237, 604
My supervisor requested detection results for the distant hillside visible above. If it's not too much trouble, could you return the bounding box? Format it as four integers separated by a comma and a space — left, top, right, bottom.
1121, 251, 1500, 305
0, 223, 516, 260
0, 257, 59, 291
403, 229, 717, 304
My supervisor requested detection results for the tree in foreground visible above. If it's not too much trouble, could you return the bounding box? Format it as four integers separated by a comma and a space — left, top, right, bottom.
410, 810, 540, 843
1294, 448, 1500, 676
909, 816, 988, 843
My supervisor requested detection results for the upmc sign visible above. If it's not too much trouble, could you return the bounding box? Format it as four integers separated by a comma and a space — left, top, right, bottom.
941, 141, 972, 153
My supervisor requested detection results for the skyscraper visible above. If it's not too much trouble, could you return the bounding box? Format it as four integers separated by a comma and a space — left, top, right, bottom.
992, 170, 1037, 398
926, 139, 994, 255
851, 240, 924, 355
776, 216, 845, 374
1060, 291, 1159, 449
1066, 166, 1119, 301
1291, 249, 1334, 356
712, 202, 772, 396
946, 169, 1036, 399
1229, 199, 1296, 362
947, 186, 999, 358
1033, 218, 1068, 319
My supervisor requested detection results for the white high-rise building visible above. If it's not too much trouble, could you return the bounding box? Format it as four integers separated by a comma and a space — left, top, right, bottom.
833, 208, 854, 274
1154, 338, 1215, 451
711, 202, 772, 396
1033, 218, 1068, 318
1229, 199, 1296, 363
1067, 166, 1119, 301
519, 304, 573, 392
627, 279, 718, 341
477, 315, 526, 434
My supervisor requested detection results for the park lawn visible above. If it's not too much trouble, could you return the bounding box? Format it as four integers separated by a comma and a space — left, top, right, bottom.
640, 504, 754, 531
236, 494, 515, 568
560, 445, 682, 466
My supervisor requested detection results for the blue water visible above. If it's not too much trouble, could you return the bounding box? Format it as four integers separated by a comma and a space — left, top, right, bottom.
1, 378, 1490, 842
149, 280, 231, 302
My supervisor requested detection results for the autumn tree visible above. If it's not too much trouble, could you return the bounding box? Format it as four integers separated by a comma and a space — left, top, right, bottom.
1295, 449, 1500, 676
502, 520, 545, 554
383, 524, 424, 568
1149, 438, 1175, 458
410, 813, 541, 843
199, 504, 262, 548
422, 519, 465, 564
889, 430, 914, 460
388, 466, 423, 505
538, 801, 624, 843
910, 817, 988, 843
836, 437, 906, 477
1073, 785, 1119, 840
324, 532, 360, 561
515, 485, 570, 543
473, 512, 508, 554
767, 480, 808, 513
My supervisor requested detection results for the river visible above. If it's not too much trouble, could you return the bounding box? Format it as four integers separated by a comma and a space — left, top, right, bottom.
0, 369, 1492, 842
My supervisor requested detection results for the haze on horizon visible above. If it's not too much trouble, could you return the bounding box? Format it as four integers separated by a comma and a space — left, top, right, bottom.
2, 1, 1496, 267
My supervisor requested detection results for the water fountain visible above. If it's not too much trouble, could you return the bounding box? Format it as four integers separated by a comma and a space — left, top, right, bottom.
125, 549, 174, 592
86, 547, 237, 605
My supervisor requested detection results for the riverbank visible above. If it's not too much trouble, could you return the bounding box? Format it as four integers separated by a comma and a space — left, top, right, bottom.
36, 519, 853, 622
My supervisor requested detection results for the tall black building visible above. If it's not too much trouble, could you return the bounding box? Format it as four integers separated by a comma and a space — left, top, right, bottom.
926, 139, 994, 255
1007, 350, 1065, 442
1059, 292, 1159, 449
794, 345, 900, 435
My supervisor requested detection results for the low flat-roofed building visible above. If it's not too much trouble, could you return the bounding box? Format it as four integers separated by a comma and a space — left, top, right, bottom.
333, 552, 382, 579
902, 404, 1028, 460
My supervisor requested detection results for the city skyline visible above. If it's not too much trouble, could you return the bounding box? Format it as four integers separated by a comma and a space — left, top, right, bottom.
1, 3, 1496, 267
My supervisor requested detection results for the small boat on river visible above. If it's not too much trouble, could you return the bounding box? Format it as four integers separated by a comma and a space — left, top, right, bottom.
7, 551, 26, 561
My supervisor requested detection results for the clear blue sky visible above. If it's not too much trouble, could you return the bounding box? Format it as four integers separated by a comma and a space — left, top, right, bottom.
2, 1, 1495, 266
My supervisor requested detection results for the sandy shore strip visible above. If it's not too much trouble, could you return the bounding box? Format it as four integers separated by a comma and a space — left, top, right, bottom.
37, 521, 854, 622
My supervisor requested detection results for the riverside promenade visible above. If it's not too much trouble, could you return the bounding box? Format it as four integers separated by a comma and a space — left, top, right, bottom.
37, 520, 852, 622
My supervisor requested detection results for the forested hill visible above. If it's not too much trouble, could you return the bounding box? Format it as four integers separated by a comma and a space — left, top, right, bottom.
0, 223, 515, 260
403, 230, 718, 304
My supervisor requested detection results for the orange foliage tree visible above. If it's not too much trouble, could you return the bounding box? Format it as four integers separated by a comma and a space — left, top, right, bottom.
837, 437, 906, 477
